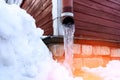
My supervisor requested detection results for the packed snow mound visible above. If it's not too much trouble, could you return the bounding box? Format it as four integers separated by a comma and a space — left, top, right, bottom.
82, 60, 120, 80
2, 1, 120, 80
0, 2, 51, 80
0, 1, 83, 80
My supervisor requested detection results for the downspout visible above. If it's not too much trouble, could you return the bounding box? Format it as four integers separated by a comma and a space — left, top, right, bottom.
61, 0, 75, 75
52, 0, 63, 35
52, 0, 74, 35
61, 0, 74, 26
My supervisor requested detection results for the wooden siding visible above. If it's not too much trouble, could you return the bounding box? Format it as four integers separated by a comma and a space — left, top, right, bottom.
21, 0, 120, 41
73, 0, 120, 41
21, 0, 53, 35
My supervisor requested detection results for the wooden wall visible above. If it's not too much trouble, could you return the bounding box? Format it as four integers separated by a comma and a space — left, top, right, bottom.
73, 0, 120, 41
21, 0, 120, 41
21, 0, 53, 35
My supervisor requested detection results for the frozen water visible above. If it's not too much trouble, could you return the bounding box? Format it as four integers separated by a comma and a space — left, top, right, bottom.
63, 24, 75, 75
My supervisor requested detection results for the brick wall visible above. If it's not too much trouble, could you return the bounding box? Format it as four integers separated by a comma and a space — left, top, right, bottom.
48, 43, 120, 68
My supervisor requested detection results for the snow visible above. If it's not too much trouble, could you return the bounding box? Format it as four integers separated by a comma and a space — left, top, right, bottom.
0, 1, 120, 80
4, 0, 23, 6
0, 1, 82, 80
82, 60, 120, 80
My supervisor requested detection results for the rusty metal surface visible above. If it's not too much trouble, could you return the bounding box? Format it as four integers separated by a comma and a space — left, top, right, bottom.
62, 0, 73, 12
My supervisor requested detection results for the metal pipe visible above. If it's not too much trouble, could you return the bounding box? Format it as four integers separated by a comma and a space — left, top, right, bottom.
61, 0, 74, 25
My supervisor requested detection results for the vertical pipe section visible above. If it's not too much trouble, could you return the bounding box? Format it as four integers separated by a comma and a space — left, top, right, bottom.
62, 0, 75, 75
61, 0, 74, 25
62, 0, 73, 12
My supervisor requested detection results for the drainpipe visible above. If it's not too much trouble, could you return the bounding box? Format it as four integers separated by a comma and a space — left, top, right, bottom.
52, 0, 74, 35
61, 0, 74, 26
61, 0, 74, 75
52, 0, 63, 35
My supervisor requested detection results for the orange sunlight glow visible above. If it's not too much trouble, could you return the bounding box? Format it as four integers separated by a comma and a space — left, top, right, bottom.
52, 44, 120, 80
73, 69, 103, 80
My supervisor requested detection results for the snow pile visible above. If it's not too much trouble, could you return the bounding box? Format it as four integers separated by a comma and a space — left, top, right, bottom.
82, 60, 120, 80
1, 1, 120, 80
0, 1, 83, 80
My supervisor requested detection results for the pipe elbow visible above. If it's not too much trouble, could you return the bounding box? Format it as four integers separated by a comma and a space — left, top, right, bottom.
61, 12, 74, 25
62, 16, 74, 25
61, 0, 74, 26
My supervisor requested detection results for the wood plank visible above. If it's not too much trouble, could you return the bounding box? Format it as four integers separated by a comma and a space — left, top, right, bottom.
36, 13, 52, 27
42, 0, 47, 4
91, 0, 120, 11
75, 20, 120, 36
41, 22, 53, 35
21, 0, 52, 35
27, 0, 39, 13
74, 38, 120, 48
44, 26, 53, 32
34, 0, 52, 18
44, 30, 53, 35
42, 21, 52, 29
39, 1, 52, 17
75, 29, 120, 41
43, 0, 51, 9
74, 2, 120, 23
109, 0, 120, 5
38, 20, 53, 35
21, 0, 31, 10
74, 12, 120, 29
35, 4, 52, 21
37, 18, 52, 28
26, 0, 36, 12
74, 0, 120, 17
29, 0, 43, 15
42, 26, 53, 33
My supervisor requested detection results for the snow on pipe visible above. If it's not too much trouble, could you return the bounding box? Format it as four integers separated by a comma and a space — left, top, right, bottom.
61, 0, 74, 25
5, 0, 23, 6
